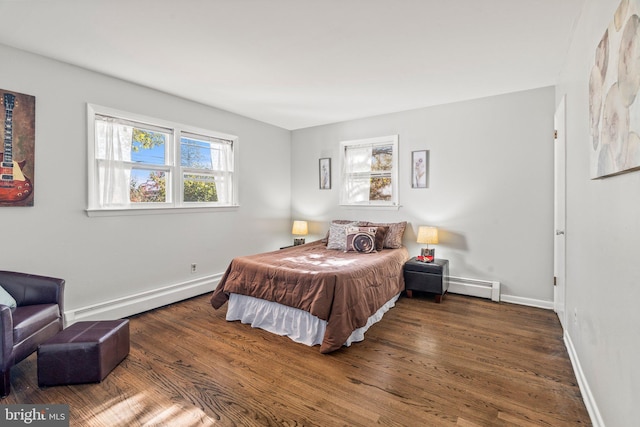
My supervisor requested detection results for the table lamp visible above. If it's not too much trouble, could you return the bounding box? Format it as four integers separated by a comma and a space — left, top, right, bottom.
416, 226, 438, 262
292, 220, 308, 245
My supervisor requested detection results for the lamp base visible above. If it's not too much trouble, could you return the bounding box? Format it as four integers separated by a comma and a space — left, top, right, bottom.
294, 238, 305, 246
420, 248, 435, 262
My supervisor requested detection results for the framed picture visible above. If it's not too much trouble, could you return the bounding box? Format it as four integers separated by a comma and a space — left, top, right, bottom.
319, 158, 331, 189
411, 150, 428, 188
1, 89, 35, 206
589, 1, 640, 178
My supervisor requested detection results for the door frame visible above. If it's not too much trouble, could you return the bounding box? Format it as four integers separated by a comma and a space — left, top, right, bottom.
554, 95, 567, 329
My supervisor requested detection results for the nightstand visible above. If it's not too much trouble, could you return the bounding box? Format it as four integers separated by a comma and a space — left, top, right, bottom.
403, 258, 449, 303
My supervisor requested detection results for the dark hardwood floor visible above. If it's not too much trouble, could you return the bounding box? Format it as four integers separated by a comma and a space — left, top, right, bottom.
3, 293, 591, 426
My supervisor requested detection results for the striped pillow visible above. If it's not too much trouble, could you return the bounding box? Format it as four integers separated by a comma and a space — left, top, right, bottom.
363, 221, 407, 248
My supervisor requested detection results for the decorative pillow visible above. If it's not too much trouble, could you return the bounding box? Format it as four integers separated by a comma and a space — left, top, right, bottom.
0, 285, 17, 310
326, 222, 358, 250
322, 220, 357, 243
364, 221, 407, 248
345, 226, 378, 253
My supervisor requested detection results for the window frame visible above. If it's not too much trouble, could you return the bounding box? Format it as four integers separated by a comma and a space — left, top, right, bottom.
86, 104, 239, 216
178, 131, 235, 206
339, 134, 399, 208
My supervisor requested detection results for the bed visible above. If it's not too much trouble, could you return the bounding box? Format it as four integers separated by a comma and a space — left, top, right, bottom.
210, 225, 409, 353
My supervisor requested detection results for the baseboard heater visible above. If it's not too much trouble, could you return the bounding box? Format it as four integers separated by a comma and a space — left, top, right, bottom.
448, 276, 501, 302
63, 274, 222, 325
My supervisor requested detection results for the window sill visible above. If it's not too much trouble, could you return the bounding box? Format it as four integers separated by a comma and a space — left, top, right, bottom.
85, 205, 240, 217
339, 204, 401, 211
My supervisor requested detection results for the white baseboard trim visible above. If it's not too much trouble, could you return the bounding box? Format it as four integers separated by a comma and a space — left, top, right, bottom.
564, 331, 604, 427
448, 276, 501, 302
448, 276, 555, 310
63, 273, 223, 325
500, 294, 554, 310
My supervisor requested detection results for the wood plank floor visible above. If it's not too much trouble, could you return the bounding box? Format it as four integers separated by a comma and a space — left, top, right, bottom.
3, 293, 591, 426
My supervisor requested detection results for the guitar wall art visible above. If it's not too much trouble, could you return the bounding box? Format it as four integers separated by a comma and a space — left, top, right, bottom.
1, 90, 35, 206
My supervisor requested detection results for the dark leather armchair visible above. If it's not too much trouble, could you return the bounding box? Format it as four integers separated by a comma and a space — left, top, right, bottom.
0, 271, 64, 397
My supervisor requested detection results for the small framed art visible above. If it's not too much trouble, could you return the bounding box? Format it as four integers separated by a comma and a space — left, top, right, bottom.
319, 158, 331, 189
411, 150, 428, 188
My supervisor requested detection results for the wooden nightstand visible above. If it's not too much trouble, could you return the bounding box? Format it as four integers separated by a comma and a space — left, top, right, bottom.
403, 258, 449, 303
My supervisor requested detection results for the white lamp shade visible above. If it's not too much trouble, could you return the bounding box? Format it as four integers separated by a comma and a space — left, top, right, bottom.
292, 220, 308, 235
416, 226, 438, 244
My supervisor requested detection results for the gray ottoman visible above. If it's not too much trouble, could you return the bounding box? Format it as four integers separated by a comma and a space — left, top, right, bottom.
37, 319, 130, 387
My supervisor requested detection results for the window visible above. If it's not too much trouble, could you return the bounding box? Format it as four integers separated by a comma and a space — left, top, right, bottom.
340, 135, 399, 207
87, 105, 237, 213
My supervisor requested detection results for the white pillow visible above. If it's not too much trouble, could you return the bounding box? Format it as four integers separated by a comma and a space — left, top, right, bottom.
0, 285, 17, 309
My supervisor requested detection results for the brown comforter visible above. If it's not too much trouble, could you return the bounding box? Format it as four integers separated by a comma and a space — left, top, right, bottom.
210, 240, 409, 353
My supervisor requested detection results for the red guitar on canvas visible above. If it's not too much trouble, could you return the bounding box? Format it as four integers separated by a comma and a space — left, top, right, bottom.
1, 93, 32, 202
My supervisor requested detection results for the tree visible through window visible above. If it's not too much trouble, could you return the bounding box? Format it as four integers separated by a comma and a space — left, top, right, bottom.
369, 145, 393, 201
129, 128, 167, 203
180, 134, 229, 203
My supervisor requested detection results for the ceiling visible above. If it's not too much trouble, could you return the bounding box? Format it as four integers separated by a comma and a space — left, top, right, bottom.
0, 0, 584, 130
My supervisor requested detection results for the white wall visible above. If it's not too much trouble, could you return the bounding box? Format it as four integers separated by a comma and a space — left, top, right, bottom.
557, 0, 640, 425
291, 87, 556, 305
0, 44, 291, 318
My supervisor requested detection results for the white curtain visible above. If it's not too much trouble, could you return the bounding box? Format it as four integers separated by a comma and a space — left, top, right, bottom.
211, 141, 233, 204
341, 144, 372, 203
96, 117, 133, 207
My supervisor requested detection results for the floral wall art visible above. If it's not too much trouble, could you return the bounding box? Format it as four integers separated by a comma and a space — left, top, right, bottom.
590, 0, 640, 178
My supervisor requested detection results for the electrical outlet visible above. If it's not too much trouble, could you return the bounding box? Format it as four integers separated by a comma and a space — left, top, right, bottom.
191, 263, 197, 273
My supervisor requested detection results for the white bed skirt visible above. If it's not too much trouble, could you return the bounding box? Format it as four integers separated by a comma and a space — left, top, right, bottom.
226, 292, 401, 349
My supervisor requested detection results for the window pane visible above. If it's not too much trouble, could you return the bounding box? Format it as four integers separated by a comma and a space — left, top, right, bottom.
183, 174, 218, 202
131, 128, 167, 165
345, 175, 392, 202
369, 177, 392, 201
130, 169, 166, 203
345, 146, 373, 173
181, 137, 216, 170
344, 175, 372, 202
371, 145, 393, 171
